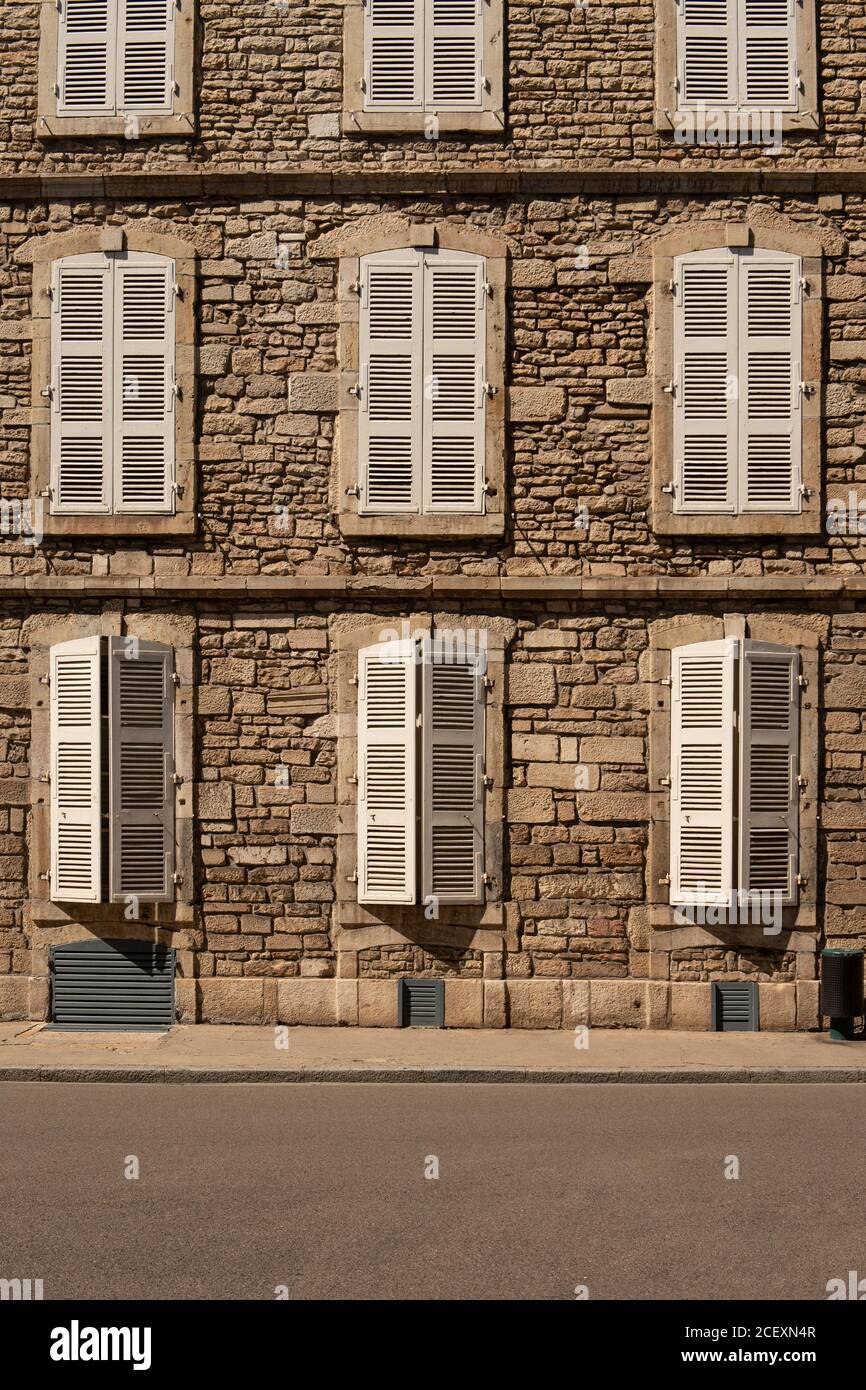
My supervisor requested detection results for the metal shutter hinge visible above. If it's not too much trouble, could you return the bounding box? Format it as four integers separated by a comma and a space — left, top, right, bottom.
39, 773, 50, 783
39, 871, 50, 882
483, 382, 497, 397
796, 872, 807, 887
172, 872, 183, 885
41, 384, 53, 399
479, 77, 489, 98
799, 276, 809, 294
171, 382, 181, 400
799, 484, 813, 498
39, 488, 52, 500
349, 674, 359, 686
658, 775, 671, 787
482, 873, 493, 887
663, 379, 675, 395
797, 673, 807, 687
350, 278, 361, 294
798, 382, 814, 398
667, 278, 676, 295
171, 672, 181, 685
345, 485, 360, 497
482, 481, 496, 496
797, 773, 808, 789
348, 382, 361, 398
172, 772, 182, 785
171, 482, 184, 498
481, 280, 493, 296
39, 675, 50, 685
52, 82, 59, 96
483, 774, 494, 790
347, 775, 358, 785
483, 675, 495, 691
658, 874, 671, 886
797, 72, 805, 92
660, 676, 671, 686
346, 870, 358, 884
172, 282, 183, 299
661, 483, 675, 494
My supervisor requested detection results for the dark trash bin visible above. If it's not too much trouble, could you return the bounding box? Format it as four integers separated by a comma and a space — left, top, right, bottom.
821, 949, 864, 1040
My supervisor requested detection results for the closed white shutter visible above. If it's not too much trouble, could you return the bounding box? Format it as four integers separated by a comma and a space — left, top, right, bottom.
359, 251, 423, 514
674, 251, 737, 513
50, 636, 102, 904
357, 639, 418, 904
740, 251, 801, 512
58, 0, 116, 115
365, 0, 423, 109
741, 0, 796, 108
51, 254, 112, 514
422, 251, 485, 514
421, 636, 484, 905
678, 0, 734, 107
670, 639, 736, 906
108, 638, 174, 903
114, 255, 175, 513
427, 0, 482, 110
740, 642, 798, 905
118, 0, 173, 113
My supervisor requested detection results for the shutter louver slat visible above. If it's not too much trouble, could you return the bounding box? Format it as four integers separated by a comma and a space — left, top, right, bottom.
740, 643, 798, 905
114, 258, 174, 513
671, 640, 736, 906
741, 254, 800, 511
52, 257, 112, 513
58, 0, 114, 114
422, 637, 485, 905
423, 255, 485, 513
109, 638, 174, 904
360, 257, 423, 513
358, 641, 417, 904
366, 0, 422, 108
119, 0, 173, 113
675, 256, 736, 512
50, 637, 102, 903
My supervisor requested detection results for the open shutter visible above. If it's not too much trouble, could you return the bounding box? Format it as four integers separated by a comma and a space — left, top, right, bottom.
58, 0, 115, 114
741, 0, 796, 108
670, 639, 736, 906
740, 251, 801, 512
365, 0, 423, 108
422, 251, 485, 514
421, 637, 484, 905
740, 642, 798, 906
50, 637, 102, 904
118, 0, 173, 113
359, 251, 423, 514
357, 640, 418, 904
51, 254, 112, 514
674, 251, 737, 513
114, 254, 175, 513
678, 0, 734, 107
108, 638, 174, 904
427, 0, 482, 110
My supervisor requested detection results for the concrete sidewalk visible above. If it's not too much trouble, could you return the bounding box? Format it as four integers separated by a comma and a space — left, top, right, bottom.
2, 1022, 866, 1082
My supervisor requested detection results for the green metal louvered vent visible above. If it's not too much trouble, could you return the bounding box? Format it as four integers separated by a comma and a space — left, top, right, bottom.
398, 978, 445, 1028
50, 938, 175, 1030
712, 981, 759, 1032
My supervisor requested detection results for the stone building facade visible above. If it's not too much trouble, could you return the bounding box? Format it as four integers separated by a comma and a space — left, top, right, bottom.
0, 0, 864, 1030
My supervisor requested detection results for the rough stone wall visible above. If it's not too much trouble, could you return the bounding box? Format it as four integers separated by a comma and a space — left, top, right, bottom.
2, 0, 864, 171
0, 599, 864, 1021
1, 193, 865, 579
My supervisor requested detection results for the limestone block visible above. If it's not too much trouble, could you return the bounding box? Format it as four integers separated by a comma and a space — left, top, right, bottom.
506, 979, 562, 1028
444, 980, 484, 1028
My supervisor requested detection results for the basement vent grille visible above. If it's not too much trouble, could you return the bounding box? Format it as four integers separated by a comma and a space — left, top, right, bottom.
49, 938, 175, 1031
712, 980, 758, 1032
398, 978, 445, 1028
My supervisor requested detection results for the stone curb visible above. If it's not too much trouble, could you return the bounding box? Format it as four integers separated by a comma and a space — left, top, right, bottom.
2, 1066, 866, 1084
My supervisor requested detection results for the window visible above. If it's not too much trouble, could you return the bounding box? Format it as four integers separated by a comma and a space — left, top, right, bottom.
38, 0, 195, 137
670, 637, 799, 908
357, 633, 486, 906
654, 0, 818, 134
672, 246, 802, 515
50, 250, 176, 516
49, 636, 175, 905
342, 0, 504, 134
357, 247, 487, 517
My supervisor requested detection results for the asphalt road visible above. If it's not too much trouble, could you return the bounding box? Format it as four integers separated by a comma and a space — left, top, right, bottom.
1, 1082, 863, 1301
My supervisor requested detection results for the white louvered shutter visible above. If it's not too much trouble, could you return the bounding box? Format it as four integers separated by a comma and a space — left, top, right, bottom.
119, 0, 173, 113
50, 637, 102, 904
58, 0, 115, 115
670, 639, 736, 906
422, 251, 485, 513
357, 640, 418, 904
678, 0, 734, 107
359, 251, 423, 514
114, 255, 175, 513
740, 642, 798, 905
674, 251, 737, 513
51, 254, 112, 514
739, 251, 801, 512
740, 0, 796, 108
421, 637, 485, 905
108, 638, 174, 903
427, 0, 482, 110
365, 0, 423, 108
